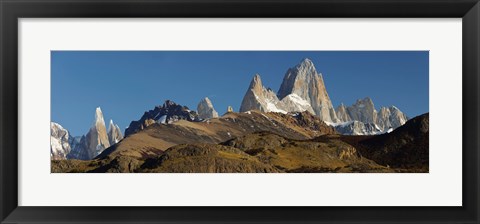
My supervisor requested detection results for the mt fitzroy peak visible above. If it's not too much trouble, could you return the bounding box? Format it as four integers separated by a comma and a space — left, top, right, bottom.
277, 58, 338, 122
239, 58, 339, 122
239, 58, 409, 134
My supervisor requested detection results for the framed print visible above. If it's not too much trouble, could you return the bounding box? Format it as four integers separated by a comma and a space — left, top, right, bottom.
1, 0, 479, 223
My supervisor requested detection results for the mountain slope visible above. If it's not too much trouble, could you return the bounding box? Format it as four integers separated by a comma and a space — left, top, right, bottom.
141, 143, 280, 173
51, 111, 428, 173
222, 132, 390, 172
342, 113, 429, 170
96, 110, 336, 161
52, 110, 338, 173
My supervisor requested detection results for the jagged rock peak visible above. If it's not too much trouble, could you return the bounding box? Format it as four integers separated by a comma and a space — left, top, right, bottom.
355, 97, 374, 107
107, 119, 124, 145
66, 107, 111, 160
297, 58, 316, 70
336, 103, 351, 123
239, 74, 286, 113
197, 97, 219, 120
376, 105, 409, 131
332, 97, 409, 135
347, 97, 377, 124
88, 107, 110, 158
95, 107, 105, 124
162, 100, 177, 108
249, 73, 263, 89
125, 100, 199, 137
277, 58, 338, 122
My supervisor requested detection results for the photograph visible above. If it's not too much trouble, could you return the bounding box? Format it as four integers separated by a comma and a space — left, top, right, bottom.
50, 51, 429, 173
3, 0, 477, 222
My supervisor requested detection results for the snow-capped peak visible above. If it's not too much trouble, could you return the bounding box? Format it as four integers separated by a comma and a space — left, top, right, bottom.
299, 58, 315, 68
50, 122, 72, 160
197, 97, 219, 119
94, 107, 105, 126
107, 119, 123, 145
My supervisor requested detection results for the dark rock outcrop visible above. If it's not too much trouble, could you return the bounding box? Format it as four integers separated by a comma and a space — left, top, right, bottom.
125, 100, 199, 137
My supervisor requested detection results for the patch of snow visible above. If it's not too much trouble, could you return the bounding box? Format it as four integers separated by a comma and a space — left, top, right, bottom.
323, 121, 335, 126
324, 121, 354, 127
50, 137, 62, 154
156, 115, 167, 124
286, 94, 311, 107
266, 102, 287, 114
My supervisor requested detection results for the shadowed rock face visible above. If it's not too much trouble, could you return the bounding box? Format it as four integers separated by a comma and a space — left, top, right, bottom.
197, 97, 219, 120
141, 143, 280, 173
342, 113, 429, 171
221, 132, 391, 173
277, 58, 338, 122
125, 100, 199, 137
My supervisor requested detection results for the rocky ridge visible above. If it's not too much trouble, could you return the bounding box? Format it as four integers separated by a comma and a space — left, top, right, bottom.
54, 108, 123, 160
333, 97, 408, 135
238, 58, 409, 135
124, 100, 199, 137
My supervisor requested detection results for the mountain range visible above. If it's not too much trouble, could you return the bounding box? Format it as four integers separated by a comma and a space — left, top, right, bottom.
51, 58, 426, 173
51, 107, 124, 160
239, 58, 408, 135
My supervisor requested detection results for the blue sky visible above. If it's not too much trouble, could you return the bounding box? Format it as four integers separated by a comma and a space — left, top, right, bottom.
51, 51, 429, 136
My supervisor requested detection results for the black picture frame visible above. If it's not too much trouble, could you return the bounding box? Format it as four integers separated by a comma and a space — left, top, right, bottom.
1, 0, 479, 223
